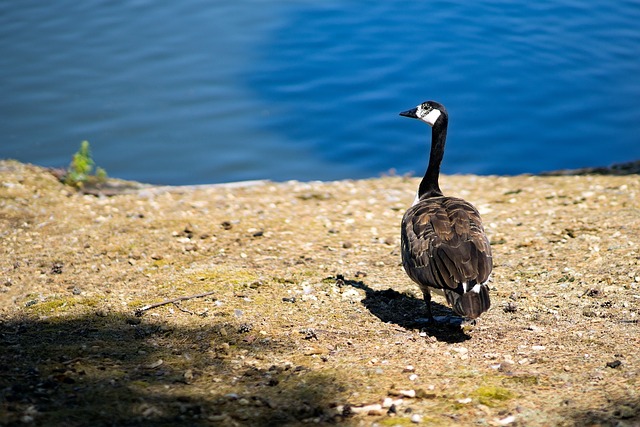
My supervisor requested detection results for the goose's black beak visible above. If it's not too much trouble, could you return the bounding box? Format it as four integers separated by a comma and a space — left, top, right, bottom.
399, 108, 418, 118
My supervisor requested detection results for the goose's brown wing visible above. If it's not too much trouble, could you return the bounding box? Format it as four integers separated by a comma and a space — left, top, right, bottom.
401, 196, 492, 292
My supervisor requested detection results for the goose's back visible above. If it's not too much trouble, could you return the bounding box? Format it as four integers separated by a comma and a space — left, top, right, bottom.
401, 196, 492, 292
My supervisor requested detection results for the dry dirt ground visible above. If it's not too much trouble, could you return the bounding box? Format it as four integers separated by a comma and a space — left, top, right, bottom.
0, 160, 638, 427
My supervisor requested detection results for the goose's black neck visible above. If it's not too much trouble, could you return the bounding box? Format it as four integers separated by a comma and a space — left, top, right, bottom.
418, 112, 448, 199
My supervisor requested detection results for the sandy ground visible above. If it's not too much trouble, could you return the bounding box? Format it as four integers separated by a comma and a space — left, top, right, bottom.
0, 159, 639, 426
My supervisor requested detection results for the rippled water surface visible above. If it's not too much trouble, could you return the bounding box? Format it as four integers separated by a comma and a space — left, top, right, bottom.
1, 1, 639, 184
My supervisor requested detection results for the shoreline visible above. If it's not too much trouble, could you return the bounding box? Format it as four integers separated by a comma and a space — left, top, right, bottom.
4, 158, 640, 193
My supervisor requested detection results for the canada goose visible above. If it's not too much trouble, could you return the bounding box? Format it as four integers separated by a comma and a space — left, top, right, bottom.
399, 101, 492, 321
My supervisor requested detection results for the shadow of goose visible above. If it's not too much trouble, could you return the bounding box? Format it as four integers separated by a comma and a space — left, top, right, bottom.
334, 275, 471, 344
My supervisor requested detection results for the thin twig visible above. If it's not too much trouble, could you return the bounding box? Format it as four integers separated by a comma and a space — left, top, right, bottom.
134, 291, 216, 317
173, 302, 195, 315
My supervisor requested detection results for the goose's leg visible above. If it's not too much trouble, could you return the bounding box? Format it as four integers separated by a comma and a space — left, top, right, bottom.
422, 288, 435, 323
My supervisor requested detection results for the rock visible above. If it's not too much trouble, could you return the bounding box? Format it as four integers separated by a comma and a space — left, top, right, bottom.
348, 404, 384, 416
496, 415, 516, 425
238, 323, 253, 333
51, 262, 64, 274
503, 302, 518, 313
389, 389, 416, 398
144, 359, 163, 369
614, 404, 636, 419
606, 360, 622, 369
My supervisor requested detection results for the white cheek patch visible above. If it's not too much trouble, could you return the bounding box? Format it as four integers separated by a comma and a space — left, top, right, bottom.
421, 108, 442, 126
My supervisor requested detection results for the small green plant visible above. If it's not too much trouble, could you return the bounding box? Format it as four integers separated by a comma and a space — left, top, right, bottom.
64, 141, 107, 188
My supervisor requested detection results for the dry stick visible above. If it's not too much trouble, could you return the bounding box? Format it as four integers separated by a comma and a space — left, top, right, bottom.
134, 290, 216, 317
172, 302, 195, 315
173, 302, 209, 316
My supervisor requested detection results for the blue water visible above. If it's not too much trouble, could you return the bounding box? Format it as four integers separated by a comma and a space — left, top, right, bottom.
1, 1, 639, 185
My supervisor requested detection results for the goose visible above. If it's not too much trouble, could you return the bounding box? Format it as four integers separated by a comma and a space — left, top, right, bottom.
399, 101, 492, 322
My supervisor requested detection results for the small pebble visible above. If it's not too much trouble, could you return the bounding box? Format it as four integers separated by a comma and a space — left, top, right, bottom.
144, 359, 163, 369
410, 413, 422, 423
300, 328, 318, 340
238, 323, 253, 333
606, 360, 622, 369
348, 404, 383, 415
614, 405, 635, 419
496, 415, 516, 425
452, 346, 468, 355
303, 347, 324, 356
51, 262, 64, 274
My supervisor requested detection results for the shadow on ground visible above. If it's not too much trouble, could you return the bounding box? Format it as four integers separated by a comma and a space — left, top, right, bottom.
334, 275, 471, 344
563, 398, 640, 427
0, 313, 344, 426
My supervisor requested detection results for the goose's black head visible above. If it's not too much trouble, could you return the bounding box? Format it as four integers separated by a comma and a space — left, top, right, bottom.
400, 101, 447, 127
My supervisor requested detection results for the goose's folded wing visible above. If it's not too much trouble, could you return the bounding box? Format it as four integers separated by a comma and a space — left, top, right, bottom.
402, 198, 492, 290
